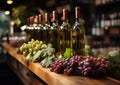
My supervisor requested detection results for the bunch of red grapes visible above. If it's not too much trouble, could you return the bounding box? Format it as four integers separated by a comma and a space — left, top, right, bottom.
50, 55, 111, 77
78, 56, 111, 77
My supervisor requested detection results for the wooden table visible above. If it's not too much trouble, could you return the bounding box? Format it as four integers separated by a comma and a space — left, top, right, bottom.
1, 43, 120, 85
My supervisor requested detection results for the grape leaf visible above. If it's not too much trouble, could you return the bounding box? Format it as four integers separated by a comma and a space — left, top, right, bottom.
32, 50, 42, 62
63, 48, 73, 59
40, 57, 53, 67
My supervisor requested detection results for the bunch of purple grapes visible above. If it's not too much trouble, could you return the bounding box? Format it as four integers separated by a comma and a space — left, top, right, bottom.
64, 55, 84, 75
50, 55, 84, 75
50, 59, 68, 73
50, 55, 111, 77
78, 56, 111, 77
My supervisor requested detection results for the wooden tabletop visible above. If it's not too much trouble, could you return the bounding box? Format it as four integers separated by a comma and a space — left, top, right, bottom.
1, 43, 120, 85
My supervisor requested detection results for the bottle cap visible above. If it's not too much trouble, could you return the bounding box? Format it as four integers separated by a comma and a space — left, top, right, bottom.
75, 7, 80, 18
63, 9, 68, 20
53, 10, 57, 21
36, 15, 39, 24
38, 14, 42, 23
45, 13, 49, 22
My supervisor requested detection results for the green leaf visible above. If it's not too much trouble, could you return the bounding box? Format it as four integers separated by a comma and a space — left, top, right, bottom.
26, 53, 33, 62
32, 50, 42, 62
63, 48, 73, 59
40, 57, 53, 67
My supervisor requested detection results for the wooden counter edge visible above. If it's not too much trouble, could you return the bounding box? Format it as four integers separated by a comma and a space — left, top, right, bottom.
1, 43, 120, 85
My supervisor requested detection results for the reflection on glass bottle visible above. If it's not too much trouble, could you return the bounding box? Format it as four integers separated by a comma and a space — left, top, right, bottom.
72, 7, 85, 55
49, 11, 60, 53
59, 9, 71, 53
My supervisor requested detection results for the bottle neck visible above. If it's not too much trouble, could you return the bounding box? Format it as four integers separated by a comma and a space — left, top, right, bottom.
45, 21, 50, 28
75, 18, 79, 22
60, 18, 71, 30
73, 18, 84, 30
75, 7, 84, 25
75, 17, 84, 24
51, 20, 59, 29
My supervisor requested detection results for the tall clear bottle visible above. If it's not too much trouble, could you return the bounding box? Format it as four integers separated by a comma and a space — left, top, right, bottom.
59, 9, 71, 54
36, 14, 43, 41
49, 10, 60, 53
43, 13, 51, 44
72, 7, 85, 55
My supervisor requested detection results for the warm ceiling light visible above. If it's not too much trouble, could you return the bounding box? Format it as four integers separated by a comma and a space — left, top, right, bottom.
7, 0, 13, 4
5, 11, 10, 15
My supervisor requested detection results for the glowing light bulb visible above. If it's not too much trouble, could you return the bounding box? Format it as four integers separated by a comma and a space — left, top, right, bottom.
7, 0, 13, 5
5, 11, 10, 15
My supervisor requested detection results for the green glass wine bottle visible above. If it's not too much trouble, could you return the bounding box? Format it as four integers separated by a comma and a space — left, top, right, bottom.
49, 10, 60, 53
72, 7, 85, 55
43, 13, 51, 44
59, 9, 71, 54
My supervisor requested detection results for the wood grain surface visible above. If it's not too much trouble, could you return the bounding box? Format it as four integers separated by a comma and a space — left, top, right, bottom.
1, 43, 120, 85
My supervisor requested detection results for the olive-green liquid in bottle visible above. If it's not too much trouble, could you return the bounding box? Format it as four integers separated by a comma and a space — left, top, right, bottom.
72, 7, 85, 55
35, 14, 43, 41
59, 9, 71, 54
49, 10, 60, 53
43, 13, 51, 44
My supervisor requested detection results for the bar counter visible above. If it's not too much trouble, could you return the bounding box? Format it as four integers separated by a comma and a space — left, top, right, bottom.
1, 43, 120, 85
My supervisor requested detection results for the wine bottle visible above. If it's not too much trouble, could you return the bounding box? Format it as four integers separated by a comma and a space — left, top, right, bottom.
43, 13, 51, 44
59, 9, 71, 54
72, 7, 85, 55
49, 10, 60, 53
35, 14, 43, 41
26, 16, 34, 40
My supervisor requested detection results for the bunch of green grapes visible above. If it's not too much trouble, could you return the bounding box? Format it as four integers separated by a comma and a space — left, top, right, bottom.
20, 39, 45, 56
105, 51, 120, 79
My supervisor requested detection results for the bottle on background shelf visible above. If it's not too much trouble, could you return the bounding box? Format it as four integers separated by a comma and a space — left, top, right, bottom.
100, 14, 104, 35
92, 24, 96, 36
104, 14, 110, 35
95, 16, 101, 36
59, 9, 71, 54
100, 14, 105, 28
95, 0, 102, 6
114, 12, 118, 28
72, 7, 85, 55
